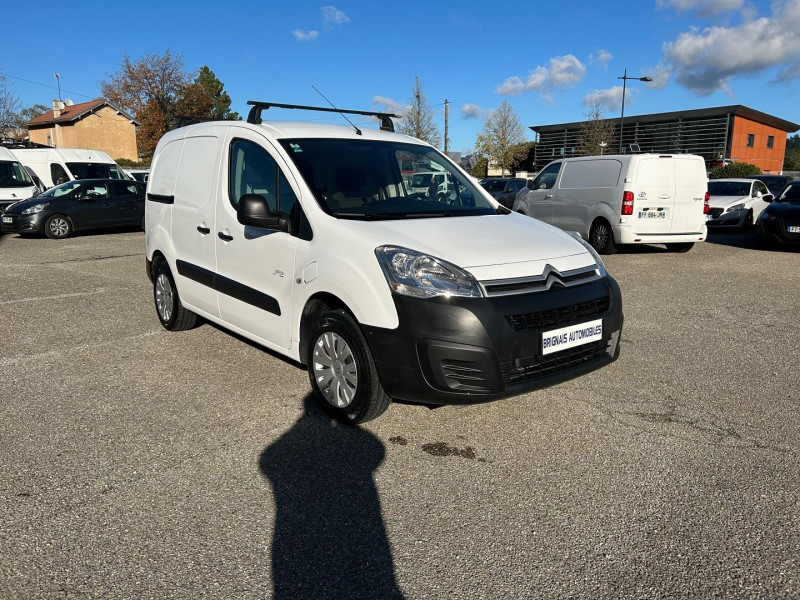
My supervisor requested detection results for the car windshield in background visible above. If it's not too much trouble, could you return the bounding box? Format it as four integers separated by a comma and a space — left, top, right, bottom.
777, 183, 800, 204
0, 161, 35, 187
481, 179, 507, 192
66, 162, 127, 180
708, 181, 751, 196
280, 139, 495, 219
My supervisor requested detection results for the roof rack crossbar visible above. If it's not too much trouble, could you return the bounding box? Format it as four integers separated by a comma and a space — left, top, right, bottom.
246, 101, 400, 132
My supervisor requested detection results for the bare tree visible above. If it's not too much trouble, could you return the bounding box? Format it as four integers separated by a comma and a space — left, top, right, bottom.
474, 100, 527, 176
0, 70, 22, 138
396, 76, 441, 147
578, 102, 617, 156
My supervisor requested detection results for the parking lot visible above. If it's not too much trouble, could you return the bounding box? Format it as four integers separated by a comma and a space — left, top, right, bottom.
1, 230, 798, 599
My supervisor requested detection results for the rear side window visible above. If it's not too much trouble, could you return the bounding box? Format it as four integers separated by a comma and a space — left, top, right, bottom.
559, 159, 621, 189
111, 181, 142, 196
150, 140, 184, 198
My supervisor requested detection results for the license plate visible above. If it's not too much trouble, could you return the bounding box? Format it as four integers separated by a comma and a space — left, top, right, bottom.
542, 319, 603, 356
639, 211, 665, 219
1, 216, 11, 224
789, 226, 800, 233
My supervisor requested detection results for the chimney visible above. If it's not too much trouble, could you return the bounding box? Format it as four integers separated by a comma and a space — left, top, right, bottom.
52, 99, 61, 119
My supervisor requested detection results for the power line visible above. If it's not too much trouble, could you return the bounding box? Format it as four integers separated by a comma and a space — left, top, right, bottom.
4, 73, 95, 100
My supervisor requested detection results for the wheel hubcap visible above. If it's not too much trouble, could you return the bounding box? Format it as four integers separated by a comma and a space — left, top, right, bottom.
50, 218, 68, 237
312, 332, 358, 408
155, 273, 174, 322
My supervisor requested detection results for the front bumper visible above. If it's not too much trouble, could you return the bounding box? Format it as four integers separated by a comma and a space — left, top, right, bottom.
0, 212, 43, 234
757, 218, 800, 246
706, 209, 748, 229
362, 276, 623, 405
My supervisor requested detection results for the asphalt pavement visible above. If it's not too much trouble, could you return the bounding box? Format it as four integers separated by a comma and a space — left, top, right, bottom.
0, 229, 798, 599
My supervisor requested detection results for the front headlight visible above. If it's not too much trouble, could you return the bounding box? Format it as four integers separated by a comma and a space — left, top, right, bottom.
375, 245, 482, 298
21, 203, 47, 215
726, 203, 746, 213
567, 232, 607, 277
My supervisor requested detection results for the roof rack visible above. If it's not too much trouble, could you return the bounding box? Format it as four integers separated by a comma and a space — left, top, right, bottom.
246, 101, 400, 133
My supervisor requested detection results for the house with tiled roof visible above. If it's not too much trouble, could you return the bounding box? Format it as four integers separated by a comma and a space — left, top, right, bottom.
27, 99, 139, 161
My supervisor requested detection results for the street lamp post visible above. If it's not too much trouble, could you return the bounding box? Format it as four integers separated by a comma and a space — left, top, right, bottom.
618, 68, 652, 154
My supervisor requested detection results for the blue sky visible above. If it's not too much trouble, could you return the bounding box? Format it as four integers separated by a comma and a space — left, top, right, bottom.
3, 0, 800, 153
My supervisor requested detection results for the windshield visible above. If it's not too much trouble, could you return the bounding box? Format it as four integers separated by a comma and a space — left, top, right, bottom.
777, 182, 800, 204
707, 181, 751, 196
39, 180, 83, 198
280, 139, 495, 219
0, 160, 35, 188
481, 180, 507, 192
66, 162, 127, 180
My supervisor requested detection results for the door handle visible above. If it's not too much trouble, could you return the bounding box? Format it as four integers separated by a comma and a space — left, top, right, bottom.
218, 232, 233, 242
658, 194, 671, 199
197, 226, 210, 234
545, 194, 554, 199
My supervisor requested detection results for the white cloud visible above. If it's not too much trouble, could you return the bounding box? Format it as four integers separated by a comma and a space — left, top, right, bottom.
372, 96, 409, 116
496, 54, 587, 96
582, 86, 626, 112
656, 0, 745, 16
322, 5, 350, 29
292, 29, 319, 42
591, 49, 614, 68
461, 104, 484, 120
661, 0, 800, 95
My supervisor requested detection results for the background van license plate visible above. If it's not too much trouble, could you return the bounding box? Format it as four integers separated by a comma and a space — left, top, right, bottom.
541, 319, 603, 356
639, 211, 665, 219
789, 225, 800, 233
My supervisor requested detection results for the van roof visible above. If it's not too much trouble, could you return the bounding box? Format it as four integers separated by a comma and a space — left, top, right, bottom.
11, 147, 116, 162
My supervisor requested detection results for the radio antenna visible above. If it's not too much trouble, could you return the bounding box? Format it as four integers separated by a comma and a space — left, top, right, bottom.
312, 85, 362, 135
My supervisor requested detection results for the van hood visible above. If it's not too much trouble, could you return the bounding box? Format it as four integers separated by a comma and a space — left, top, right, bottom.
0, 185, 37, 202
341, 213, 596, 280
708, 194, 750, 210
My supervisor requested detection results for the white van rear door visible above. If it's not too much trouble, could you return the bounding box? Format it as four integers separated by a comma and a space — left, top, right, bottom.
671, 156, 707, 234
631, 156, 675, 234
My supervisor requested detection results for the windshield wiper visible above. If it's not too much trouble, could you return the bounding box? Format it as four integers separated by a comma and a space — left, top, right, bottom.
334, 211, 453, 220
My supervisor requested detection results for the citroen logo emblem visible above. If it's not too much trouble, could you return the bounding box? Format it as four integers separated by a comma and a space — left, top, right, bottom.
542, 264, 565, 290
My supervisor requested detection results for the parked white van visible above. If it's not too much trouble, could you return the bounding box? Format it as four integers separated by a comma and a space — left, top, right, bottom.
145, 102, 623, 422
11, 147, 130, 189
513, 154, 709, 254
0, 147, 41, 211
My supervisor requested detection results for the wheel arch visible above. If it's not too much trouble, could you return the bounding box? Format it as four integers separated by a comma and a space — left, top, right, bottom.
298, 292, 359, 365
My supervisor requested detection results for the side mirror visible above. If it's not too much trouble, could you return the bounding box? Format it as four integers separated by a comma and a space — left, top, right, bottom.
763, 193, 774, 203
526, 180, 535, 189
237, 193, 292, 233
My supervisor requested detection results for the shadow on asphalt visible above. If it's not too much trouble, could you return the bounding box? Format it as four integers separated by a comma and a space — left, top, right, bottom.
259, 394, 405, 599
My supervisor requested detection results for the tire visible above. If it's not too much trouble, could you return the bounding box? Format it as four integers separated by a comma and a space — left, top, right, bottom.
589, 220, 617, 255
44, 214, 72, 239
666, 242, 694, 253
307, 309, 391, 424
153, 261, 198, 331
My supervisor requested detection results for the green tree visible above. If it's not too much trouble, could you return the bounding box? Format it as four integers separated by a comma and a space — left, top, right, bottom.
16, 103, 49, 128
396, 76, 440, 147
708, 162, 762, 179
175, 66, 240, 122
784, 148, 800, 171
510, 142, 536, 174
468, 157, 489, 179
475, 100, 527, 176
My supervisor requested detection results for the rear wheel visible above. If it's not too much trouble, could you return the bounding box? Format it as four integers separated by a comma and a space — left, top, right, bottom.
44, 214, 72, 239
153, 261, 198, 331
307, 309, 391, 423
589, 220, 617, 255
666, 242, 694, 253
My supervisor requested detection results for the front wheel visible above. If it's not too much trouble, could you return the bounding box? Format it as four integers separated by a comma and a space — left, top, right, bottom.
153, 261, 198, 331
44, 214, 72, 239
589, 221, 617, 255
307, 310, 391, 423
666, 242, 694, 253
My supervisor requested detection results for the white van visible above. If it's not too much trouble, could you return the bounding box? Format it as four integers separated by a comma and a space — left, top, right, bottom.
11, 147, 130, 189
145, 102, 623, 423
513, 154, 709, 254
0, 147, 41, 211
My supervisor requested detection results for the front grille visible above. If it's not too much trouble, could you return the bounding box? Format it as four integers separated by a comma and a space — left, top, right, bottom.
481, 265, 600, 297
504, 296, 610, 332
778, 218, 800, 240
708, 207, 724, 219
501, 340, 608, 384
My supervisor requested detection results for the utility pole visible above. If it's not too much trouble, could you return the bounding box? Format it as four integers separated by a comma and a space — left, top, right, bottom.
444, 99, 449, 154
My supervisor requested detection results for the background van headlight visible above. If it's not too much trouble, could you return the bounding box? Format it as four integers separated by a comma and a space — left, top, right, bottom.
375, 246, 482, 298
21, 203, 47, 215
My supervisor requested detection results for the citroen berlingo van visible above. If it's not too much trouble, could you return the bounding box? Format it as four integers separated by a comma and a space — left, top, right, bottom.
514, 154, 709, 254
145, 102, 623, 422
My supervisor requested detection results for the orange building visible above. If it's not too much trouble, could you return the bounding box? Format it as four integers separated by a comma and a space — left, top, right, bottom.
531, 105, 799, 174
27, 99, 139, 162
